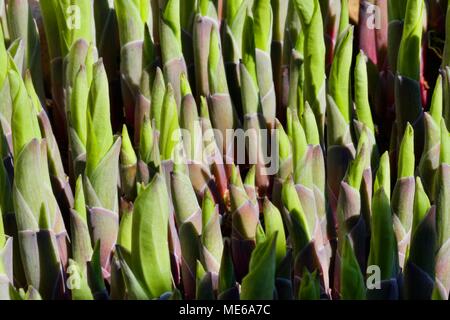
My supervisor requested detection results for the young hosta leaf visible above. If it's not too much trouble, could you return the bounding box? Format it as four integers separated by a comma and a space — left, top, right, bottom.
298, 269, 321, 300
341, 236, 366, 300
86, 60, 114, 177
201, 189, 223, 273
9, 68, 41, 159
120, 125, 137, 199
116, 245, 148, 300
329, 25, 354, 124
117, 205, 133, 255
281, 178, 311, 255
294, 0, 326, 139
354, 51, 375, 133
159, 85, 181, 160
397, 0, 424, 81
374, 152, 391, 199
412, 178, 431, 238
131, 174, 172, 298
7, 0, 45, 99
368, 188, 398, 282
398, 123, 415, 179
150, 68, 166, 132
241, 232, 278, 300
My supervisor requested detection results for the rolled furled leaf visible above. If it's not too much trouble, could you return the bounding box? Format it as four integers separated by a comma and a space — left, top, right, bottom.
6, 0, 45, 100
300, 104, 327, 240
84, 60, 121, 278
334, 138, 369, 298
294, 0, 326, 141
287, 49, 304, 117
395, 0, 425, 157
253, 0, 276, 128
229, 165, 259, 282
39, 0, 96, 145
199, 96, 229, 207
271, 116, 293, 213
26, 72, 74, 231
160, 0, 188, 108
222, 0, 250, 118
195, 260, 215, 300
263, 198, 286, 269
10, 65, 67, 299
200, 189, 223, 274
131, 174, 172, 299
434, 121, 450, 299
281, 176, 329, 297
171, 158, 203, 299
392, 123, 415, 268
137, 113, 160, 185
207, 23, 239, 160
240, 232, 277, 300
298, 267, 320, 300
326, 95, 355, 226
114, 0, 151, 126
69, 176, 93, 300
293, 138, 330, 295
404, 178, 436, 300
66, 40, 93, 179
240, 13, 270, 198
192, 1, 218, 99
367, 188, 400, 300
374, 151, 391, 199
329, 25, 354, 125
340, 235, 366, 300
179, 75, 215, 199
354, 51, 375, 134
218, 238, 239, 300
418, 112, 441, 202
120, 125, 137, 200
159, 84, 182, 161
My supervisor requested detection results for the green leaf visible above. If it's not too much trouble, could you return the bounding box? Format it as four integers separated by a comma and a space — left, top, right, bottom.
374, 152, 391, 199
281, 178, 311, 253
263, 198, 286, 267
86, 60, 114, 177
369, 188, 398, 280
131, 174, 172, 298
398, 123, 415, 178
354, 51, 375, 133
159, 85, 181, 160
253, 0, 273, 52
120, 125, 137, 166
328, 25, 354, 123
241, 232, 277, 300
242, 12, 258, 87
298, 269, 321, 300
69, 65, 89, 147
397, 0, 424, 81
341, 235, 366, 300
9, 68, 41, 159
412, 177, 431, 238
